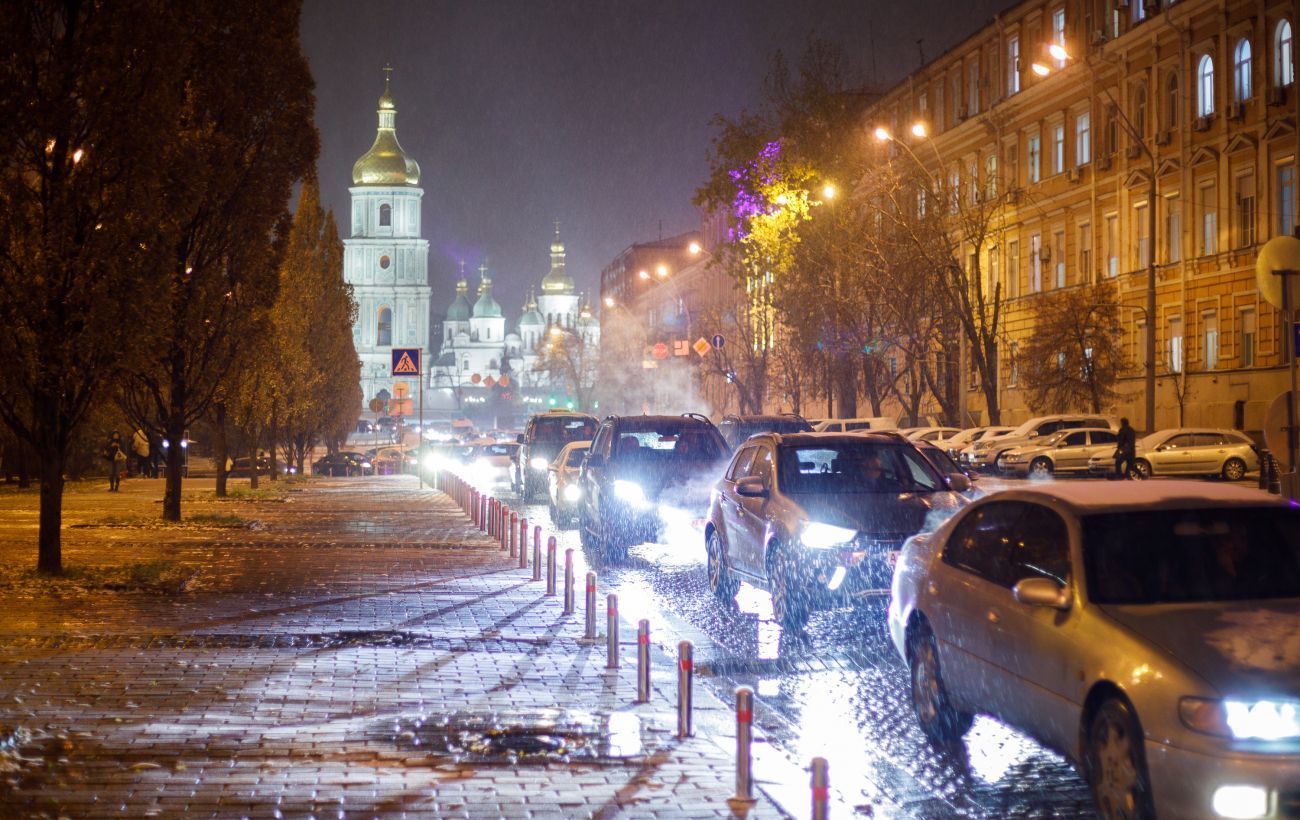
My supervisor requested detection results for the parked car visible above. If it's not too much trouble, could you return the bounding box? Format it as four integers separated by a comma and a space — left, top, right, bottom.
1086, 428, 1259, 481
707, 432, 969, 630
367, 446, 413, 475
227, 455, 270, 477
355, 419, 375, 435
313, 452, 364, 477
813, 416, 898, 433
901, 426, 962, 443
579, 414, 729, 560
939, 426, 1013, 459
548, 440, 591, 528
888, 481, 1299, 820
997, 428, 1119, 477
964, 414, 1116, 471
513, 411, 599, 501
913, 441, 980, 495
717, 413, 814, 450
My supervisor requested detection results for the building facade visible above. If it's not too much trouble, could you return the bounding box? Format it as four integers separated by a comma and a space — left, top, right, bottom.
861, 0, 1296, 431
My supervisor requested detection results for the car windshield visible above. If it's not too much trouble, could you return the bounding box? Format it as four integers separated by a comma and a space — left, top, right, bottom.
777, 442, 943, 494
477, 444, 516, 457
1083, 507, 1300, 604
533, 416, 597, 443
612, 422, 723, 462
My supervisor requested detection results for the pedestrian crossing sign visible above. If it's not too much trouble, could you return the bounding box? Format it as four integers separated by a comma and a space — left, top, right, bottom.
391, 348, 421, 376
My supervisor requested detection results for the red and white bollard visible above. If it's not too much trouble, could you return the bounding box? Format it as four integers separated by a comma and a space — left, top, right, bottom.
677, 641, 693, 739
545, 536, 557, 596
811, 756, 829, 820
606, 594, 619, 669
563, 548, 575, 615
636, 619, 650, 703
732, 687, 755, 805
584, 572, 597, 639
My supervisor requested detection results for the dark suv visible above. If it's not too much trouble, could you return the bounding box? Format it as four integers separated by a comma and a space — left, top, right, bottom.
513, 410, 598, 500
579, 414, 729, 560
717, 413, 814, 450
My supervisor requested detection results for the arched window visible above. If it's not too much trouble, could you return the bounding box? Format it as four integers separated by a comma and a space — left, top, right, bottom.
1234, 39, 1253, 102
1133, 83, 1147, 139
379, 203, 391, 227
1166, 71, 1179, 129
1277, 20, 1294, 87
377, 306, 392, 346
1105, 106, 1118, 155
1197, 54, 1215, 117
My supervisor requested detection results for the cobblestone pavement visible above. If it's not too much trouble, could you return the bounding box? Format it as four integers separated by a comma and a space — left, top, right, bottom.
0, 477, 786, 818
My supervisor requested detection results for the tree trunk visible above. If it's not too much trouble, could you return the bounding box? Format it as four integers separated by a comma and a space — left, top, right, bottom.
249, 443, 260, 489
269, 401, 279, 482
213, 403, 229, 498
834, 362, 857, 418
162, 417, 185, 521
37, 454, 65, 574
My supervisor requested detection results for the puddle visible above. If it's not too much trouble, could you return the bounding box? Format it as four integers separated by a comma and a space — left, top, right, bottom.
378, 708, 648, 764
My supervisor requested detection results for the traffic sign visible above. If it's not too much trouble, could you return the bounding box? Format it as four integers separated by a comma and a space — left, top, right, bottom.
652, 342, 669, 360
484, 375, 497, 388
712, 334, 725, 349
1256, 236, 1300, 309
391, 348, 421, 376
693, 337, 711, 357
673, 340, 690, 356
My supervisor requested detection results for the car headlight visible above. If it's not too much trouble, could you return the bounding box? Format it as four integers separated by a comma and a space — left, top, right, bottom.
423, 454, 439, 469
1180, 697, 1300, 740
530, 456, 549, 470
361, 461, 372, 469
1003, 454, 1024, 462
799, 522, 857, 549
562, 483, 582, 502
613, 479, 649, 508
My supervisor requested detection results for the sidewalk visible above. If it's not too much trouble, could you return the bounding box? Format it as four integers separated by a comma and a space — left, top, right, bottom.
0, 477, 785, 817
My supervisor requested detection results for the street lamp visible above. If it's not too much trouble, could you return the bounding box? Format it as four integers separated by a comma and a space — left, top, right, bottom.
1037, 44, 1158, 434
821, 183, 837, 200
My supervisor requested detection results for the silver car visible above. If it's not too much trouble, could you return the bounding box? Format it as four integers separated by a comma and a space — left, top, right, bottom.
888, 481, 1299, 819
964, 414, 1116, 471
547, 440, 590, 528
997, 427, 1119, 477
1086, 428, 1259, 481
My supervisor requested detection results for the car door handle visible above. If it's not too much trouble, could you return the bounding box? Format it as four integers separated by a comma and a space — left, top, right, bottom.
986, 609, 1000, 624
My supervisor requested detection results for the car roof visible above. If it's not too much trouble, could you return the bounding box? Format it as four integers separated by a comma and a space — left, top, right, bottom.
768, 431, 913, 446
979, 480, 1285, 515
609, 414, 716, 427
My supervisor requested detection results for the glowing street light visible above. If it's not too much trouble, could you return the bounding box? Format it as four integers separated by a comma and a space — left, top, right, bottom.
1031, 62, 1050, 77
873, 126, 891, 142
821, 183, 836, 200
910, 122, 927, 138
603, 296, 615, 308
638, 269, 649, 280
655, 264, 668, 278
688, 241, 702, 255
1049, 43, 1070, 62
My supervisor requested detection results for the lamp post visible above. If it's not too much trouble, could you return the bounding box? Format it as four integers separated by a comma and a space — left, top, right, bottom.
1035, 45, 1158, 434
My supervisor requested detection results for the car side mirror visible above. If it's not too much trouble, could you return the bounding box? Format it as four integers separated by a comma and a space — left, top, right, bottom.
1013, 577, 1071, 610
735, 476, 768, 498
516, 434, 525, 444
1155, 444, 1170, 452
945, 473, 971, 493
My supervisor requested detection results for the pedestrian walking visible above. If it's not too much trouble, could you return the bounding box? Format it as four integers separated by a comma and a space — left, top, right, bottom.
104, 432, 126, 491
1114, 417, 1138, 480
131, 429, 150, 478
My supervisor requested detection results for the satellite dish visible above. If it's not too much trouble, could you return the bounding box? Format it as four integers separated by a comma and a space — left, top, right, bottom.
1262, 390, 1298, 457
1255, 236, 1300, 309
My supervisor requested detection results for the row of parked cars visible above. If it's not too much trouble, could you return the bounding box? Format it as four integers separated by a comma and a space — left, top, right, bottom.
502, 408, 1296, 819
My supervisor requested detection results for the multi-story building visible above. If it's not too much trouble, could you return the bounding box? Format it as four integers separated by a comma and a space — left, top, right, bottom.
861, 0, 1296, 432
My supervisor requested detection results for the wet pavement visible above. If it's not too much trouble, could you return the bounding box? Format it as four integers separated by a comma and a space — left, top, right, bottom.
484, 470, 1100, 819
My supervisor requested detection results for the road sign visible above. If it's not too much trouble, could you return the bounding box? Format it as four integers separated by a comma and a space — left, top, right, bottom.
712, 334, 725, 349
484, 375, 497, 388
368, 398, 384, 413
652, 342, 669, 360
692, 338, 711, 357
391, 348, 421, 376
673, 340, 690, 357
499, 375, 510, 387
1256, 236, 1300, 309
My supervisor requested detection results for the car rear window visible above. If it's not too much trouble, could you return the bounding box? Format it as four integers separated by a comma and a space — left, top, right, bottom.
612, 423, 722, 461
532, 416, 597, 442
777, 442, 942, 493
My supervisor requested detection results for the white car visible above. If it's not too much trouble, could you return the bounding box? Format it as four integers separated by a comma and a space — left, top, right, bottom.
903, 426, 962, 443
889, 481, 1299, 819
814, 416, 898, 432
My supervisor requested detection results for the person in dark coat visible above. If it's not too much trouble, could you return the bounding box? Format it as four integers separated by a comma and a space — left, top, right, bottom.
104, 432, 125, 491
1114, 417, 1138, 479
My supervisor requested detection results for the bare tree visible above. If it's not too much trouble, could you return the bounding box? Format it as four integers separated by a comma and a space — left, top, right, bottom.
533, 321, 600, 412
1021, 281, 1126, 413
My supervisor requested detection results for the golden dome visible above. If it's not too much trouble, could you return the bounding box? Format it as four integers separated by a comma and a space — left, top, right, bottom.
351, 71, 420, 186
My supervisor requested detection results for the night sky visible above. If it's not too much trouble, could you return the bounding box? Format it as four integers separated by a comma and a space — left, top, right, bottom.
300, 0, 1009, 313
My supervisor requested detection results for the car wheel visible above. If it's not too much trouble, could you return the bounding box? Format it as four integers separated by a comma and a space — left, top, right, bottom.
1221, 457, 1247, 482
907, 624, 973, 744
1029, 457, 1053, 479
1133, 459, 1152, 480
706, 530, 738, 604
1086, 697, 1154, 820
768, 542, 807, 631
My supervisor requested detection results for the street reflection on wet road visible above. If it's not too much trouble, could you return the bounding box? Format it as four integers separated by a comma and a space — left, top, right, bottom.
474, 474, 1096, 818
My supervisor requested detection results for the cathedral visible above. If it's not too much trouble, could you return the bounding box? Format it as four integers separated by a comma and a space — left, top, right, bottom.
344, 71, 598, 420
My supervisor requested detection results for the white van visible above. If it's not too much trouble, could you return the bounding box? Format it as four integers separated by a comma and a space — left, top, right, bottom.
814, 416, 898, 433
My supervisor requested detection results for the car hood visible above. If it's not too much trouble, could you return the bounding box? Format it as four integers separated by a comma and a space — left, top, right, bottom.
793, 491, 964, 539
1098, 601, 1300, 696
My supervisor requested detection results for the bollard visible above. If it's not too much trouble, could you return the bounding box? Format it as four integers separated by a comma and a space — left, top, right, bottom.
479, 494, 487, 532
606, 594, 619, 669
531, 535, 542, 581
517, 518, 528, 567
811, 756, 829, 820
677, 640, 693, 739
563, 549, 575, 615
636, 619, 650, 703
1260, 448, 1271, 490
545, 536, 558, 596
508, 511, 518, 553
733, 687, 755, 804
584, 572, 597, 639
533, 525, 542, 562
487, 499, 495, 536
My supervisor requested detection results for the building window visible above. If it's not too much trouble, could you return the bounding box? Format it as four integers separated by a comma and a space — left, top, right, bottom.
1052, 8, 1066, 67
1199, 182, 1218, 255
1030, 232, 1042, 292
952, 74, 962, 122
1197, 54, 1215, 117
377, 306, 392, 347
379, 203, 391, 227
1276, 20, 1294, 87
1168, 317, 1184, 373
968, 61, 980, 115
379, 254, 391, 270
1079, 222, 1092, 279
1234, 39, 1253, 102
1165, 194, 1182, 263
1133, 0, 1146, 22
1105, 213, 1119, 277
918, 91, 928, 120
935, 85, 945, 131
1241, 307, 1257, 366
1105, 106, 1119, 155
1008, 36, 1021, 95
1133, 83, 1147, 139
1166, 72, 1180, 129
949, 169, 960, 213
1076, 111, 1091, 165
1135, 203, 1150, 269
1277, 162, 1296, 236
1053, 230, 1066, 287
1008, 240, 1021, 298
1052, 125, 1065, 174
989, 246, 1000, 295
1009, 341, 1020, 386
985, 153, 998, 199
967, 158, 979, 204
1027, 134, 1041, 184
1234, 172, 1256, 248
1203, 311, 1219, 369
